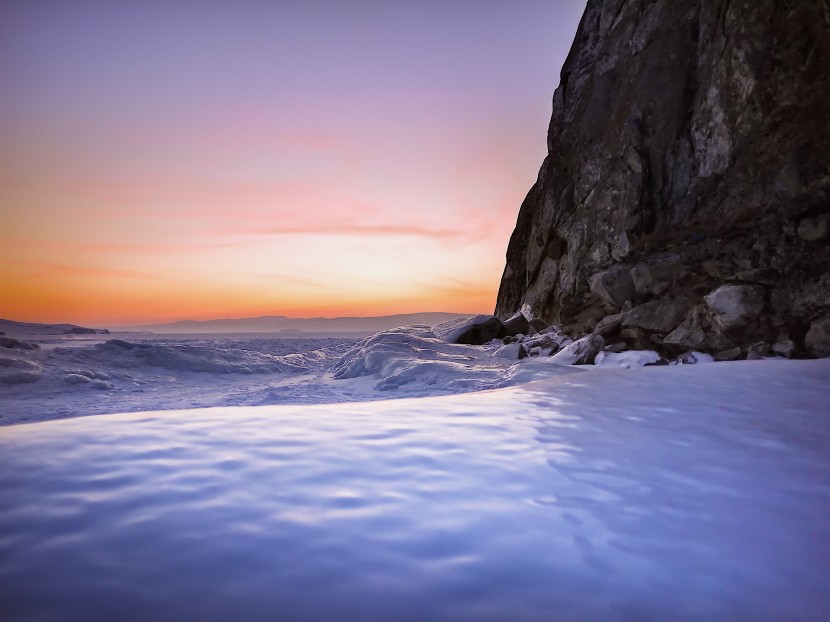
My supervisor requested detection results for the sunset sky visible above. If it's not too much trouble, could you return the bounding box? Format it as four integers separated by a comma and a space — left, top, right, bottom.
1, 1, 585, 326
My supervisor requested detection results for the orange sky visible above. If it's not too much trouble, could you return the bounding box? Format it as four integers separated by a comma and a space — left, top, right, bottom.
0, 1, 585, 326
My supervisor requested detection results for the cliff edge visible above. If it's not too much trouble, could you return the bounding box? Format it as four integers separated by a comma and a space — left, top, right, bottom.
496, 0, 830, 358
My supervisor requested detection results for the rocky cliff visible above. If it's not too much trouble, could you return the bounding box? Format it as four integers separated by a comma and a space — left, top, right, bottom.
496, 0, 830, 358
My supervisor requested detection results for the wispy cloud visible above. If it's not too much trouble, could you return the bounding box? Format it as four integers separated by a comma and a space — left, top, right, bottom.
236, 221, 490, 242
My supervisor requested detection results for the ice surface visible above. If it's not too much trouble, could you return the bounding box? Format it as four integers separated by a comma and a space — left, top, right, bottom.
0, 327, 580, 426
1, 359, 828, 621
0, 334, 358, 425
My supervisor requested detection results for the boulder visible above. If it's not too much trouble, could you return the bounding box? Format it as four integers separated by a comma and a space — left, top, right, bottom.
745, 342, 771, 360
549, 334, 604, 365
528, 319, 549, 333
805, 316, 830, 358
432, 315, 505, 345
629, 263, 654, 297
593, 313, 623, 337
524, 333, 557, 352
588, 267, 635, 309
704, 285, 765, 332
714, 347, 743, 362
0, 337, 20, 348
797, 214, 829, 241
502, 312, 530, 337
663, 307, 706, 350
771, 339, 796, 358
622, 299, 691, 334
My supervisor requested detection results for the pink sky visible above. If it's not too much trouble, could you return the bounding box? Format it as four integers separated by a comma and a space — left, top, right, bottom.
0, 1, 586, 326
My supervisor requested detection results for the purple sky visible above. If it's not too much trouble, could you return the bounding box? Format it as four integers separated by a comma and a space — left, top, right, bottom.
0, 0, 586, 324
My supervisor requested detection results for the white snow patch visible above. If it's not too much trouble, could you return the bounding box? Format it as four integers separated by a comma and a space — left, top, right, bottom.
594, 349, 663, 368
492, 343, 525, 359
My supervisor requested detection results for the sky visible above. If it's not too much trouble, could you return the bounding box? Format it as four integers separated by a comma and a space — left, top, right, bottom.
0, 0, 586, 326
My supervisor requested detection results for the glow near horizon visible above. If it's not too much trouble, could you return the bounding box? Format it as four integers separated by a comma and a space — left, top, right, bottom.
0, 1, 586, 325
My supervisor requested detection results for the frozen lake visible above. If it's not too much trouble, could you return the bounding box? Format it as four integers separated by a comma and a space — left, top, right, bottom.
0, 326, 578, 425
2, 358, 829, 621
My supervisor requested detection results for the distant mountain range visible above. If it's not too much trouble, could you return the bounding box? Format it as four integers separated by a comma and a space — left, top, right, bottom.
114, 312, 476, 334
0, 319, 110, 336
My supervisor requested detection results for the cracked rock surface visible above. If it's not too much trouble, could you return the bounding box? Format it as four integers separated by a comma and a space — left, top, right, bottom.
496, 0, 830, 358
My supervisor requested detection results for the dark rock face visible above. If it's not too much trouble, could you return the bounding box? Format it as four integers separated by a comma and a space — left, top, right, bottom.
432, 315, 506, 345
496, 0, 830, 357
502, 312, 531, 337
806, 315, 830, 357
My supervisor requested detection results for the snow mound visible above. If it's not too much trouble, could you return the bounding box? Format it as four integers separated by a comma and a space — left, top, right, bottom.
330, 325, 578, 394
332, 325, 505, 392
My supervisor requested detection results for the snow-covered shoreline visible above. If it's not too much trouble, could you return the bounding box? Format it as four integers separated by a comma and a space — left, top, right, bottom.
0, 322, 822, 427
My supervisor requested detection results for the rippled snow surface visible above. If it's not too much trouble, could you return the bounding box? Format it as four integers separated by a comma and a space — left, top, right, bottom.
2, 359, 829, 621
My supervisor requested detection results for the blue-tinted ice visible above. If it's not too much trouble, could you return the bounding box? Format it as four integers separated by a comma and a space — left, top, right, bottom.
1, 359, 828, 621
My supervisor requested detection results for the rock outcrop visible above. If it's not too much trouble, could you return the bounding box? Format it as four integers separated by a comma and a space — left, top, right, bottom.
496, 0, 830, 358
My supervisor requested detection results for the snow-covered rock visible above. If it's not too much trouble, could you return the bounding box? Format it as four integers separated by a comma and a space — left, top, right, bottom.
432, 315, 505, 345
492, 343, 527, 360
548, 334, 604, 365
594, 350, 663, 368
0, 354, 42, 384
676, 351, 714, 364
